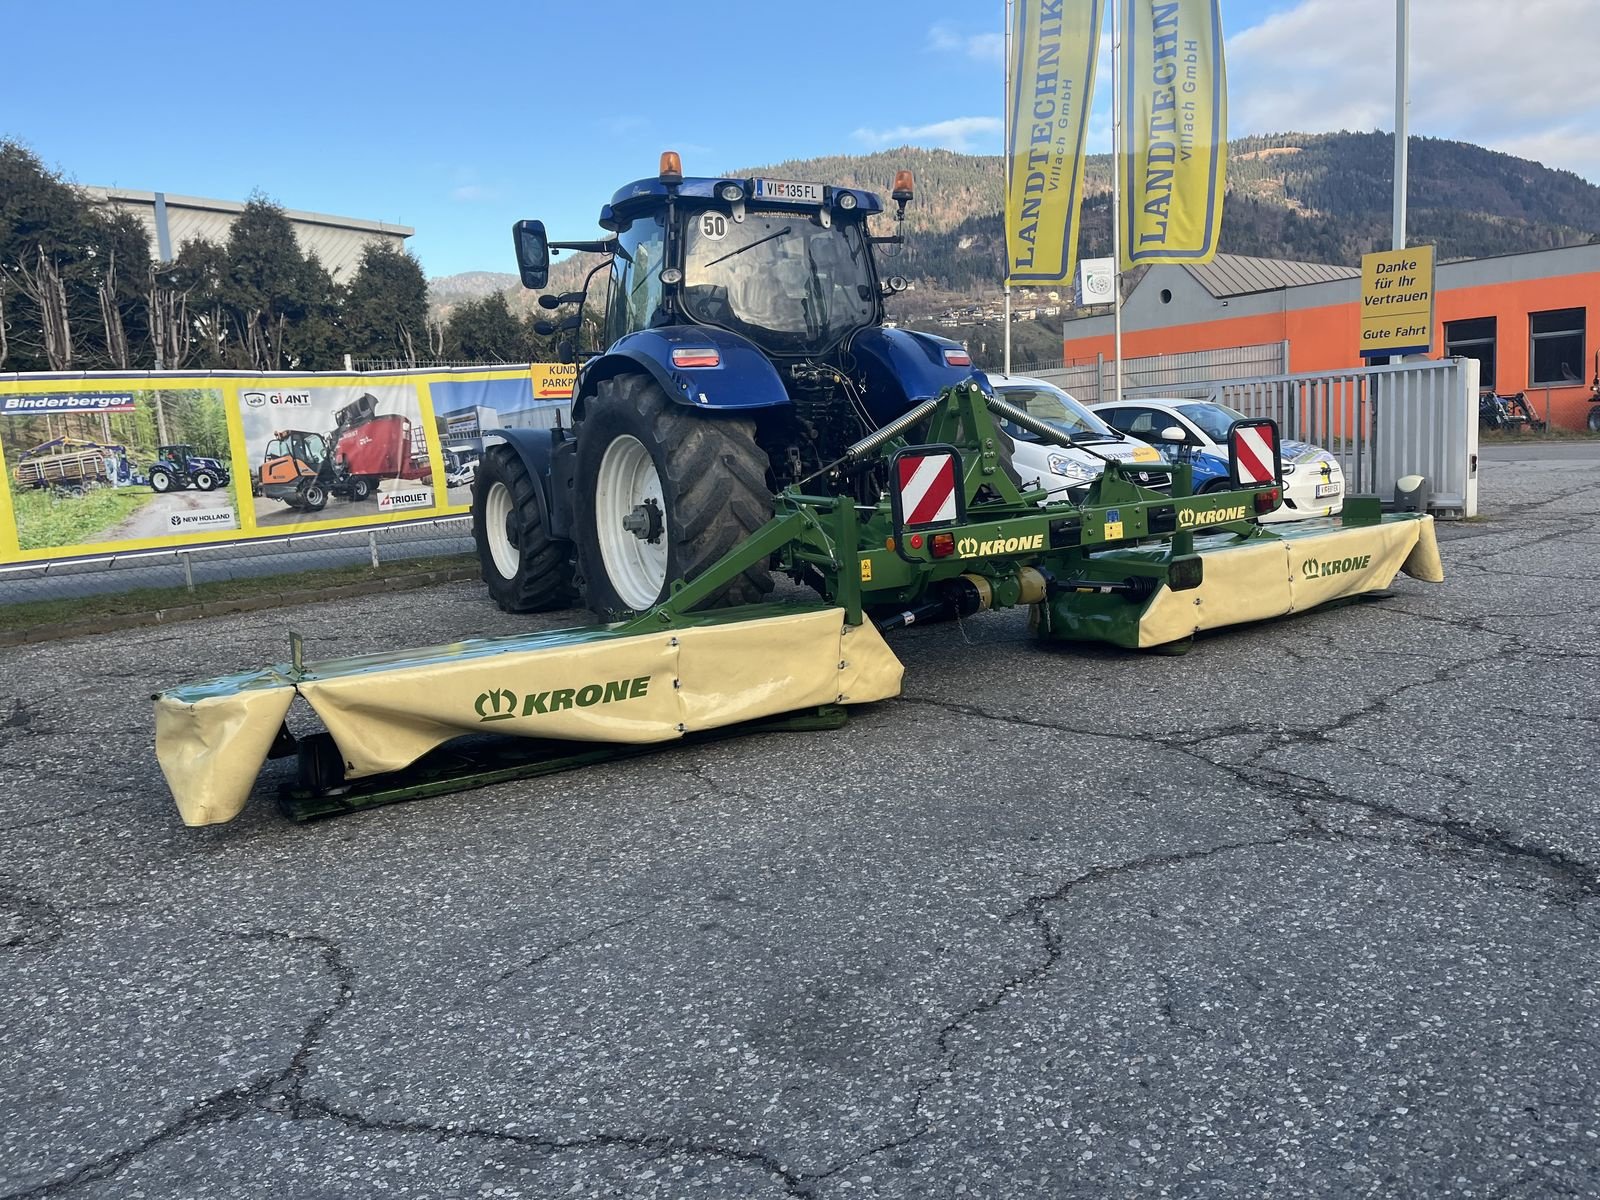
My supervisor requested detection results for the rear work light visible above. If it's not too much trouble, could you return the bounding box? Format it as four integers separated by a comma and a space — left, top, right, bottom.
930, 532, 957, 558
671, 348, 721, 368
1254, 487, 1281, 514
942, 348, 972, 367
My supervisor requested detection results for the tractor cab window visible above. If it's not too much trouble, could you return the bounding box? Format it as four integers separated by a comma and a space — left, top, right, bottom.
605, 215, 667, 344
681, 211, 876, 352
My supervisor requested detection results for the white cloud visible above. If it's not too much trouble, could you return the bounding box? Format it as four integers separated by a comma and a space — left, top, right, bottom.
927, 23, 1004, 63
1227, 0, 1600, 181
853, 116, 1003, 153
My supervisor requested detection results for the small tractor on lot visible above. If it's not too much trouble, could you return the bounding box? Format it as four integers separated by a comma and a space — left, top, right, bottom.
148, 445, 229, 493
152, 155, 1445, 827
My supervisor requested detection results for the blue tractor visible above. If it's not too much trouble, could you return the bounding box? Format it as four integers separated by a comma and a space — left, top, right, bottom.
473, 153, 990, 620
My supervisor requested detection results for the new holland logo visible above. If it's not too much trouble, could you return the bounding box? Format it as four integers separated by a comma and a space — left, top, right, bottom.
954, 533, 1044, 557
1177, 504, 1248, 529
1301, 554, 1372, 580
475, 675, 653, 722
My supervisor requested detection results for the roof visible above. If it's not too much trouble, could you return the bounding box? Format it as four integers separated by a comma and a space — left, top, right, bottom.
82, 188, 413, 238
1184, 253, 1360, 298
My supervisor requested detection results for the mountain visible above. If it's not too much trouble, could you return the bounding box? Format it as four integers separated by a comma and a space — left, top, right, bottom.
428, 270, 521, 306
430, 132, 1600, 316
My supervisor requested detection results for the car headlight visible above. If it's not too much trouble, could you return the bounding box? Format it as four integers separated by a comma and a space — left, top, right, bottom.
1281, 462, 1296, 475
1047, 454, 1099, 482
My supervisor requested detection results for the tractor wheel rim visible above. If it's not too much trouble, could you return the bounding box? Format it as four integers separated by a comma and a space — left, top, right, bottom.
595, 434, 668, 611
484, 480, 520, 580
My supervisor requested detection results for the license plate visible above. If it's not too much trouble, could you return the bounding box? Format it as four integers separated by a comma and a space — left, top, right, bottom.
752, 178, 824, 204
1315, 482, 1342, 498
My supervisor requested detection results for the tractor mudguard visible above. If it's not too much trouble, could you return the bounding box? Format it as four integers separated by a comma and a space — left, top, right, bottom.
482, 426, 575, 539
850, 327, 987, 426
574, 327, 789, 422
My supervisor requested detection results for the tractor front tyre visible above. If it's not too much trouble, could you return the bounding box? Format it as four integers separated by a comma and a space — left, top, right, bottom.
150, 469, 173, 494
575, 373, 773, 622
193, 470, 218, 491
300, 482, 328, 512
473, 446, 577, 613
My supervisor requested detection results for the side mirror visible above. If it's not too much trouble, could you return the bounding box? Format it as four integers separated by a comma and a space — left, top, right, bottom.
1159, 425, 1188, 444
512, 219, 549, 290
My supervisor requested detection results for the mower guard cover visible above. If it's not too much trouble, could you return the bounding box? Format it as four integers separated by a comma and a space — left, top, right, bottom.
155, 606, 903, 826
1040, 512, 1443, 649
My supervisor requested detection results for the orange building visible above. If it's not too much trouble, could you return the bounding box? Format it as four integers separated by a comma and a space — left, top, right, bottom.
1062, 245, 1600, 430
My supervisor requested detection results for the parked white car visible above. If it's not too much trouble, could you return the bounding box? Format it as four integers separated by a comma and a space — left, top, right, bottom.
984, 373, 1169, 500
1090, 397, 1346, 522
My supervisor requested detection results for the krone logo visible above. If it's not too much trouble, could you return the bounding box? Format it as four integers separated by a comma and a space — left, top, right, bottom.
1178, 504, 1248, 529
1301, 554, 1371, 580
966, 533, 1045, 556
475, 675, 653, 722
475, 688, 517, 721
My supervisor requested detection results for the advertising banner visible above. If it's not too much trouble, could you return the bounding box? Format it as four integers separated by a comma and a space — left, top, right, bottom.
1005, 0, 1105, 286
1359, 245, 1436, 358
1119, 0, 1227, 268
0, 365, 573, 565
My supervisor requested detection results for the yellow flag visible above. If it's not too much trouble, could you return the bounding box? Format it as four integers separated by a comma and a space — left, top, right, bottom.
1119, 0, 1227, 267
1005, 0, 1106, 286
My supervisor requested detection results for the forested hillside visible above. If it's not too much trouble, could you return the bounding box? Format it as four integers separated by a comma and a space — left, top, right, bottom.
434, 132, 1600, 315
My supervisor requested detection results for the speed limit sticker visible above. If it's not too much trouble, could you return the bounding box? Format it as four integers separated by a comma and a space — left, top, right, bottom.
699, 212, 728, 240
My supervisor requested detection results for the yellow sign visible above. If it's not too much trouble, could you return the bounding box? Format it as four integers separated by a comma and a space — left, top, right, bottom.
532, 362, 578, 399
1359, 245, 1435, 357
1005, 0, 1105, 285
1120, 0, 1228, 268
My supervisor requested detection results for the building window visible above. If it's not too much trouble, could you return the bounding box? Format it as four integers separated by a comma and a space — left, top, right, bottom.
1529, 307, 1585, 387
1444, 316, 1496, 390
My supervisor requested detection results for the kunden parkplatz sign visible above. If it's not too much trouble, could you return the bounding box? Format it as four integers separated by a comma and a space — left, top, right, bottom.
1359, 244, 1436, 358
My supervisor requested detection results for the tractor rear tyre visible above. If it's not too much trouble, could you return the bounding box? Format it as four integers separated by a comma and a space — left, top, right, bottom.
473, 445, 577, 613
575, 373, 773, 622
150, 469, 174, 493
193, 470, 218, 491
300, 482, 328, 511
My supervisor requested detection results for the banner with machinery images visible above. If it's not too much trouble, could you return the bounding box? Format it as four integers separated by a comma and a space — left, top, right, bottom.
0, 366, 573, 565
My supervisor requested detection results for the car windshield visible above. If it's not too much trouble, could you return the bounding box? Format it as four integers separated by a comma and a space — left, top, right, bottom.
681, 210, 876, 352
1177, 402, 1248, 443
996, 384, 1114, 440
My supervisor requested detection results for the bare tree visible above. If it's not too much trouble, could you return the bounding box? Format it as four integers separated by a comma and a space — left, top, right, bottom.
97, 249, 130, 369
147, 264, 194, 370
4, 246, 75, 370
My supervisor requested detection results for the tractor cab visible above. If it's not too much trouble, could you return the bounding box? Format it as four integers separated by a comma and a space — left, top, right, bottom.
515, 152, 919, 368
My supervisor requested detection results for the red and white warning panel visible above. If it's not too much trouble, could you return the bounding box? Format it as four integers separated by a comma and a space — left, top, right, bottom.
892, 446, 964, 530
1229, 419, 1282, 487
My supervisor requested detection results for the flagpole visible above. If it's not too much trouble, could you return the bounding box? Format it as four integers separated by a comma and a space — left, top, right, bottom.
1109, 0, 1124, 405
1003, 0, 1014, 376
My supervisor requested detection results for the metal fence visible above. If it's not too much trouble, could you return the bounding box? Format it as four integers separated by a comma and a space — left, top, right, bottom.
1184, 358, 1480, 517
1035, 342, 1290, 405
0, 516, 475, 607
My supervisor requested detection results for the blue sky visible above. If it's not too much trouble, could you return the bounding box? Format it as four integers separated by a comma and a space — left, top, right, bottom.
3, 0, 1596, 278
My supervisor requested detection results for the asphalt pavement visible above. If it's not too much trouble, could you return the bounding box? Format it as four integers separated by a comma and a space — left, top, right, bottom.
2, 442, 1598, 1198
